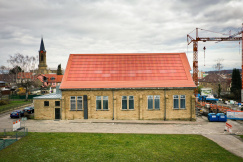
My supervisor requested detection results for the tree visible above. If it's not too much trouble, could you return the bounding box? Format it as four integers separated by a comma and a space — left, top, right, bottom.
9, 66, 22, 74
231, 68, 242, 100
57, 64, 62, 75
218, 84, 221, 98
7, 53, 37, 100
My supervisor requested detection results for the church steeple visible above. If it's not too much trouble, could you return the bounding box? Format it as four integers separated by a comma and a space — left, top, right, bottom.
38, 37, 48, 74
39, 37, 46, 52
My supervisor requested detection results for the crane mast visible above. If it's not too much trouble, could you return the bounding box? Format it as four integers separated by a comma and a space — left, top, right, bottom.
187, 25, 243, 101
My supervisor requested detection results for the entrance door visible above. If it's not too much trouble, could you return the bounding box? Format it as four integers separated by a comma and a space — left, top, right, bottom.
83, 95, 88, 119
55, 108, 61, 120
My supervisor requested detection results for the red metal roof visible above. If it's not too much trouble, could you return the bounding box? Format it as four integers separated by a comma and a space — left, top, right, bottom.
60, 53, 196, 89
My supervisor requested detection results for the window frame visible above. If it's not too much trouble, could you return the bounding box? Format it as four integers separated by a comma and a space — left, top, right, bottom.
121, 96, 134, 110
77, 96, 83, 110
55, 101, 60, 107
70, 96, 76, 110
173, 95, 186, 109
96, 96, 108, 110
147, 95, 153, 110
147, 95, 160, 110
180, 95, 186, 109
44, 101, 49, 107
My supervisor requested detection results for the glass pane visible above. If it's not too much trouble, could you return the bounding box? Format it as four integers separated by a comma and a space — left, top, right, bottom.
70, 100, 76, 110
103, 100, 108, 109
55, 101, 60, 106
71, 96, 75, 100
96, 100, 101, 109
174, 99, 179, 109
77, 96, 82, 100
129, 96, 134, 100
122, 100, 127, 109
103, 96, 108, 100
154, 95, 160, 99
122, 96, 127, 100
129, 99, 134, 109
180, 95, 185, 99
148, 95, 153, 99
96, 96, 101, 100
148, 96, 153, 109
180, 99, 186, 109
173, 95, 179, 99
77, 100, 82, 110
155, 99, 160, 109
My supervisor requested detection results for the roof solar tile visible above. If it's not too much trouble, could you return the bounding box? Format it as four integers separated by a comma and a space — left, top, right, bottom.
60, 53, 195, 89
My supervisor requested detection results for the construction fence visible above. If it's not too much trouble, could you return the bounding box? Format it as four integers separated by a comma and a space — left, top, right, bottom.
196, 101, 233, 113
0, 128, 28, 151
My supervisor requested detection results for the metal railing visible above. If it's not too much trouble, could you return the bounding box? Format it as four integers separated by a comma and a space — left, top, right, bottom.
0, 128, 28, 151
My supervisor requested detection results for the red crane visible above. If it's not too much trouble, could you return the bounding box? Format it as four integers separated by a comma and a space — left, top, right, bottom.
187, 24, 243, 99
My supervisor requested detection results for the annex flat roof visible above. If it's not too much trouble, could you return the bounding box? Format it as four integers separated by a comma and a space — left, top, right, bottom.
60, 53, 196, 89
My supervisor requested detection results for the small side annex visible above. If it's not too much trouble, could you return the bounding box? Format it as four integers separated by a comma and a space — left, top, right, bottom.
34, 53, 196, 120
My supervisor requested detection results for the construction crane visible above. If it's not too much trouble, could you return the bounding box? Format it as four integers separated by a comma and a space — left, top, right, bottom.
187, 24, 243, 100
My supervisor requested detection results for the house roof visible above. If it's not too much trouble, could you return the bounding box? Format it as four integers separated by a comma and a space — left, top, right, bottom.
60, 53, 196, 89
199, 73, 226, 83
17, 72, 34, 79
33, 93, 62, 99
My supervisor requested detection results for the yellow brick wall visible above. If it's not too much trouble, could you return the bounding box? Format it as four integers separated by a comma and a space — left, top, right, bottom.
34, 99, 61, 120
60, 89, 195, 120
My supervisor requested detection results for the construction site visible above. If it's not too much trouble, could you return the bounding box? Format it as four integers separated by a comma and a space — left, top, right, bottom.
187, 24, 243, 121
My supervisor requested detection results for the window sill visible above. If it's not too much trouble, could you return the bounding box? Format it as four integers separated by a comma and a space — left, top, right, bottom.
121, 109, 135, 111
147, 109, 160, 111
96, 109, 109, 111
173, 108, 186, 110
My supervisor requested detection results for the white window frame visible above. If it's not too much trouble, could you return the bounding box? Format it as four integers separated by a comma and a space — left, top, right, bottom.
173, 95, 186, 109
180, 95, 186, 109
96, 96, 109, 110
122, 96, 134, 110
77, 96, 83, 110
70, 96, 76, 110
147, 95, 160, 110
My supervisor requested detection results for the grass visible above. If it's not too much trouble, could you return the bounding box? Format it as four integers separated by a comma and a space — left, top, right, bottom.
0, 100, 31, 112
0, 133, 242, 161
239, 135, 243, 139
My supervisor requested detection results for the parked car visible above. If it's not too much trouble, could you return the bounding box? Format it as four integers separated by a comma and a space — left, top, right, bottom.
23, 107, 34, 114
10, 110, 24, 118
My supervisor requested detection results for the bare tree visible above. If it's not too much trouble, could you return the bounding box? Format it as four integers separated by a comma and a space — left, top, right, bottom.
7, 53, 37, 100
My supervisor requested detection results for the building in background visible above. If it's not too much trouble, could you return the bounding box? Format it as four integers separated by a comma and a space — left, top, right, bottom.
34, 53, 196, 121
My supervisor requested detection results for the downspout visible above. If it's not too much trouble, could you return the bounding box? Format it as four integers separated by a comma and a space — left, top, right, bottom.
191, 95, 194, 121
112, 89, 114, 120
164, 89, 166, 121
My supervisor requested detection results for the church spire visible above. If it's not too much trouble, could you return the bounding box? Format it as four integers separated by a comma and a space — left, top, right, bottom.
39, 37, 46, 52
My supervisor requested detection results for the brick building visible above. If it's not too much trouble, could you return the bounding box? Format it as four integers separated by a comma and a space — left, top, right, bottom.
34, 53, 196, 120
199, 73, 231, 96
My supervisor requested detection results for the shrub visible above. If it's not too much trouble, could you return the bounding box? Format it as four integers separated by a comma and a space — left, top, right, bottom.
0, 100, 9, 106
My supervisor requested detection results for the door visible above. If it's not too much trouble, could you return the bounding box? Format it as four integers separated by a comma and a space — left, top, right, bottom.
84, 95, 88, 119
55, 108, 61, 120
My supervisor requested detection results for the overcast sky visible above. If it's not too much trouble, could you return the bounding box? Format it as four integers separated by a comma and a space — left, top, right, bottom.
0, 0, 243, 72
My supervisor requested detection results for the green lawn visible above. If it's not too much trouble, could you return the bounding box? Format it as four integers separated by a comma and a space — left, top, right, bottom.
0, 100, 31, 112
0, 133, 242, 161
240, 135, 243, 139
